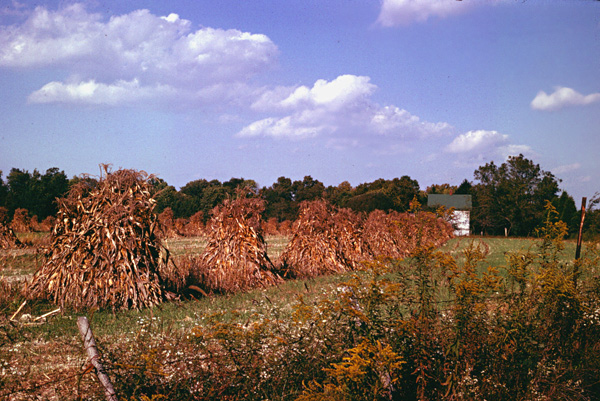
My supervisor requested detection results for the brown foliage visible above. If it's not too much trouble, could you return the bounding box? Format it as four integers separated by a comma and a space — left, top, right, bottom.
279, 220, 293, 236
29, 215, 55, 232
190, 193, 282, 293
27, 166, 173, 311
263, 217, 280, 236
0, 206, 8, 225
39, 216, 56, 232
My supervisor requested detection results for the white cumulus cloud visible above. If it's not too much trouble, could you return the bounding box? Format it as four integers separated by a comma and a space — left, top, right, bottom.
27, 79, 175, 105
251, 75, 376, 112
0, 4, 277, 105
445, 130, 508, 153
531, 87, 600, 111
376, 0, 476, 26
238, 74, 453, 146
445, 130, 532, 165
371, 106, 451, 137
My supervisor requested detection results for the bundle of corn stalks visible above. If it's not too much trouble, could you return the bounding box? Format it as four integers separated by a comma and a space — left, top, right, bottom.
279, 200, 369, 279
184, 211, 205, 236
416, 211, 454, 248
332, 207, 372, 270
363, 211, 415, 259
190, 192, 282, 294
10, 208, 31, 233
363, 210, 453, 259
158, 207, 182, 238
27, 166, 173, 311
0, 222, 23, 249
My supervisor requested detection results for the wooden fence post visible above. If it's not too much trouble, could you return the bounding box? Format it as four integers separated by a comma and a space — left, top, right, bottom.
77, 316, 118, 401
574, 197, 587, 288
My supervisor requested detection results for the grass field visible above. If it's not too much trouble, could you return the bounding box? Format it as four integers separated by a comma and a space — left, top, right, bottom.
1, 234, 598, 400
164, 234, 290, 259
440, 236, 581, 267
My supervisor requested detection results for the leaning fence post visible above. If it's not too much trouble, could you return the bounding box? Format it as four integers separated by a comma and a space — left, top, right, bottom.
574, 197, 587, 288
77, 316, 118, 401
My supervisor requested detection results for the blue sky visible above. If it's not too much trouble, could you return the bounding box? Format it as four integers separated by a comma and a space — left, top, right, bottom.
0, 0, 598, 202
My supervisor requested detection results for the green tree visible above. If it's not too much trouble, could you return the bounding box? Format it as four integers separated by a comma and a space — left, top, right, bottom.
345, 190, 394, 213
261, 176, 297, 222
5, 167, 69, 220
552, 191, 578, 236
342, 176, 421, 214
293, 176, 325, 202
472, 155, 560, 236
455, 179, 472, 195
38, 167, 70, 218
0, 171, 8, 210
180, 178, 211, 199
386, 176, 420, 212
426, 183, 456, 195
223, 177, 258, 195
583, 192, 600, 239
324, 180, 354, 207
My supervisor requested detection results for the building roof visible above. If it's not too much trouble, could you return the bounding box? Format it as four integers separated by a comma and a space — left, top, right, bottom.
427, 194, 472, 210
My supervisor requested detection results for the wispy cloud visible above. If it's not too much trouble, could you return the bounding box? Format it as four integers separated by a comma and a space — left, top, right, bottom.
0, 1, 29, 17
552, 163, 581, 175
0, 4, 277, 106
376, 0, 477, 26
531, 87, 600, 111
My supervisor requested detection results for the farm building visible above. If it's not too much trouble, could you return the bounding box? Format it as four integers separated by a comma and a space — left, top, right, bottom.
427, 194, 472, 236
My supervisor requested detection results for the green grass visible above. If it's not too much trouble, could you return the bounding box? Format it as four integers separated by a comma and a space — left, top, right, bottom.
439, 236, 581, 270
164, 234, 289, 260
163, 236, 207, 256
31, 268, 355, 340
0, 250, 42, 280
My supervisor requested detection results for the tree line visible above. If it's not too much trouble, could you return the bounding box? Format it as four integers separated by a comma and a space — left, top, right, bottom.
0, 154, 598, 238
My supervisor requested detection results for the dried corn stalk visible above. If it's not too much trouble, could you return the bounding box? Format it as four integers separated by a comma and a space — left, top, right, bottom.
363, 210, 453, 259
10, 208, 31, 233
332, 207, 372, 270
27, 166, 171, 311
279, 200, 369, 279
0, 222, 23, 249
192, 193, 282, 294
